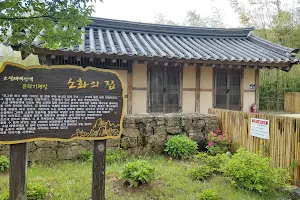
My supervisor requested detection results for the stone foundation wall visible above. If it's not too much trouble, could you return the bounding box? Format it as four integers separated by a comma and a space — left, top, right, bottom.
0, 113, 219, 161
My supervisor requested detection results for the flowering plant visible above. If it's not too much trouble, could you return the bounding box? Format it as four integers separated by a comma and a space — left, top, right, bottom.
206, 130, 231, 155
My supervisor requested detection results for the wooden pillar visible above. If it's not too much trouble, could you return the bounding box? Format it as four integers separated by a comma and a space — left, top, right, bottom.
127, 65, 132, 114
240, 68, 244, 111
196, 66, 201, 113
92, 140, 106, 200
10, 143, 28, 200
255, 68, 260, 110
179, 65, 183, 113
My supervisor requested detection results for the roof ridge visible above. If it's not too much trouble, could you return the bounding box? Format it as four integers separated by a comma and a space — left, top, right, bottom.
88, 17, 254, 37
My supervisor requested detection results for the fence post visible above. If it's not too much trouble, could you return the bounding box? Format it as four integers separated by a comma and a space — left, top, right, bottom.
92, 140, 106, 200
10, 143, 28, 200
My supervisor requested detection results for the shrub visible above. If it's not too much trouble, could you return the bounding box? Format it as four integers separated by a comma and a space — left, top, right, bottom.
27, 183, 48, 200
197, 189, 220, 200
221, 149, 290, 193
79, 148, 129, 164
164, 135, 198, 159
189, 165, 213, 181
0, 183, 48, 200
0, 155, 9, 173
121, 160, 155, 187
194, 153, 230, 173
206, 130, 231, 155
0, 192, 9, 200
106, 148, 129, 164
78, 150, 92, 162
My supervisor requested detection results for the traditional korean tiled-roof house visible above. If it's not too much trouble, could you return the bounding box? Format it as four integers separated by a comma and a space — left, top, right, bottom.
26, 17, 299, 114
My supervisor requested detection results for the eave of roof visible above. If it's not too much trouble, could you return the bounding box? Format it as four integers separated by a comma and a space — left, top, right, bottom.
31, 17, 299, 68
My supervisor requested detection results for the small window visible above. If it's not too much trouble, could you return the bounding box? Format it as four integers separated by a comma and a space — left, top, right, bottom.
149, 66, 180, 113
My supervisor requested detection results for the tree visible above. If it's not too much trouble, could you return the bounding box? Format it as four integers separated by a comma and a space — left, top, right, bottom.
184, 9, 225, 28
0, 0, 101, 53
154, 13, 180, 25
154, 9, 225, 28
229, 0, 300, 48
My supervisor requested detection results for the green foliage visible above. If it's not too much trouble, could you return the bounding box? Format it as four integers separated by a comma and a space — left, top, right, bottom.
78, 150, 92, 162
27, 183, 48, 200
206, 130, 231, 155
190, 153, 231, 181
0, 192, 9, 200
164, 135, 198, 159
121, 160, 155, 187
0, 183, 47, 200
79, 148, 129, 164
197, 189, 221, 200
0, 155, 9, 173
106, 148, 129, 164
189, 165, 213, 181
194, 153, 230, 173
0, 0, 101, 53
221, 149, 290, 193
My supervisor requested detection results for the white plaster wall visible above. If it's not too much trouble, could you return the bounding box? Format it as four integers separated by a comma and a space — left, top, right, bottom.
243, 68, 256, 112
114, 70, 128, 114
132, 63, 147, 113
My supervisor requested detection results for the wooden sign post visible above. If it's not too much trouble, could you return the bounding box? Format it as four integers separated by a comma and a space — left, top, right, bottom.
0, 62, 124, 200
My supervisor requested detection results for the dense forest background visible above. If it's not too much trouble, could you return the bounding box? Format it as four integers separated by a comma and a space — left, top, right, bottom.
1, 0, 299, 111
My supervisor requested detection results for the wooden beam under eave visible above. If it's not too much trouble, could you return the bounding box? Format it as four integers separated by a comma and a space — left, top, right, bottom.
255, 68, 260, 110
195, 66, 201, 113
127, 65, 133, 114
32, 47, 292, 68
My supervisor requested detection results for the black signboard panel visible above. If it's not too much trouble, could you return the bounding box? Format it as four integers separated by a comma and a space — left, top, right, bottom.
0, 62, 124, 144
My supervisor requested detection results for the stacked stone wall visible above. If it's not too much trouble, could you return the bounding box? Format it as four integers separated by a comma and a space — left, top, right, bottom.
0, 113, 219, 161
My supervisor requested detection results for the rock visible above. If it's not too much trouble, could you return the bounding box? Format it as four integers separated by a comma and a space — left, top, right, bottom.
155, 115, 166, 126
182, 115, 194, 126
0, 150, 9, 157
128, 146, 143, 154
165, 114, 181, 126
137, 136, 146, 146
167, 135, 176, 141
188, 132, 205, 143
34, 141, 58, 148
0, 144, 9, 151
79, 140, 93, 149
57, 141, 81, 147
144, 124, 154, 136
154, 125, 167, 135
292, 188, 300, 200
122, 128, 140, 137
166, 126, 182, 134
107, 138, 120, 147
147, 134, 167, 152
29, 148, 57, 161
57, 145, 86, 160
284, 186, 300, 200
121, 137, 137, 148
123, 115, 137, 124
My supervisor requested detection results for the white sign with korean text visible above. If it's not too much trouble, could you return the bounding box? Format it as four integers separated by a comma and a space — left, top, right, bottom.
250, 118, 270, 140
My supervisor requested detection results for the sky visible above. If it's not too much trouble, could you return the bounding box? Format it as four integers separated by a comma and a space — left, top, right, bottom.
92, 0, 241, 27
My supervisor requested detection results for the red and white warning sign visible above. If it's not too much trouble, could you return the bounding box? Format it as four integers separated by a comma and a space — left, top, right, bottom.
250, 118, 270, 140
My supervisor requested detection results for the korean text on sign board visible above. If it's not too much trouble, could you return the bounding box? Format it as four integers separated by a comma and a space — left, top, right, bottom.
0, 62, 124, 144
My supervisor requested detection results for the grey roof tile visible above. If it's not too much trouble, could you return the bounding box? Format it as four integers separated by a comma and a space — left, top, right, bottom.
36, 17, 299, 65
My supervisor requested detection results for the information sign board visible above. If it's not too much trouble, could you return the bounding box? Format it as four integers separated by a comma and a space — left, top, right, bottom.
0, 62, 124, 144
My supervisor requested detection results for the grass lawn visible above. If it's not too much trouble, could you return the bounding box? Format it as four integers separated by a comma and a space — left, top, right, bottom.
0, 155, 290, 200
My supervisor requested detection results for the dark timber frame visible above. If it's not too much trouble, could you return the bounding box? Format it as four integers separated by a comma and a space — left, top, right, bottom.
147, 64, 183, 113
